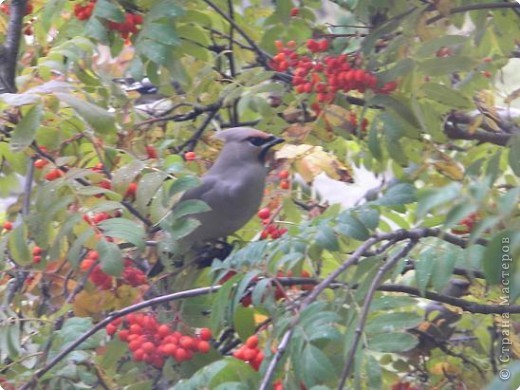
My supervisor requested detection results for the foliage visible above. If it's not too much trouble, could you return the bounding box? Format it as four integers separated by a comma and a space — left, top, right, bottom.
0, 0, 519, 389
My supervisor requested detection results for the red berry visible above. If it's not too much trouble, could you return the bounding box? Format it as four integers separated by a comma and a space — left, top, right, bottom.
197, 340, 211, 353
290, 7, 299, 17
32, 255, 42, 264
106, 323, 118, 336
243, 347, 257, 361
142, 341, 155, 353
125, 182, 138, 198
179, 336, 195, 350
133, 349, 145, 361
318, 39, 329, 52
45, 169, 63, 181
32, 246, 42, 255
174, 347, 189, 362
245, 335, 259, 349
278, 170, 290, 179
162, 343, 177, 356
184, 151, 196, 161
257, 207, 271, 220
280, 179, 290, 190
199, 328, 212, 341
80, 258, 95, 272
119, 329, 129, 341
34, 159, 48, 169
157, 324, 171, 338
145, 145, 158, 159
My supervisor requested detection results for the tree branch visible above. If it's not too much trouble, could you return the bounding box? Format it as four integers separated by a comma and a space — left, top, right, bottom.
0, 0, 27, 93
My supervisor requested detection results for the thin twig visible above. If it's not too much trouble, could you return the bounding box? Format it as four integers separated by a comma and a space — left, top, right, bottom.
339, 240, 418, 388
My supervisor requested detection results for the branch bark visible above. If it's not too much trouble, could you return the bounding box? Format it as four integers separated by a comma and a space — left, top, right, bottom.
0, 0, 27, 93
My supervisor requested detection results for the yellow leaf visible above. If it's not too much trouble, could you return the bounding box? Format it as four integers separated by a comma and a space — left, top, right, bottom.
276, 144, 353, 184
432, 160, 465, 180
431, 362, 460, 376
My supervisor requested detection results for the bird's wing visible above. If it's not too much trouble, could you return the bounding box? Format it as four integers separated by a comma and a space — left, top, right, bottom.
180, 175, 226, 207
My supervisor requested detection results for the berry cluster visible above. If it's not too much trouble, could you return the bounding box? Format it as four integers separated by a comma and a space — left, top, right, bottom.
257, 203, 288, 240
32, 246, 43, 264
73, 0, 143, 39
450, 213, 479, 235
269, 40, 397, 111
348, 110, 369, 132
106, 313, 212, 368
73, 0, 95, 20
107, 12, 143, 39
80, 251, 147, 289
277, 169, 291, 190
232, 335, 264, 371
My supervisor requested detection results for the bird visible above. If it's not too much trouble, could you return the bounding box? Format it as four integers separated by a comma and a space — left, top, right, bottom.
150, 127, 284, 275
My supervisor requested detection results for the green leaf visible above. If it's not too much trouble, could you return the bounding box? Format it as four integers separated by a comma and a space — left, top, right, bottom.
171, 199, 211, 219
314, 224, 339, 251
111, 160, 145, 192
8, 224, 31, 265
10, 104, 43, 151
483, 230, 517, 285
57, 317, 103, 350
136, 171, 168, 213
137, 39, 172, 66
96, 240, 123, 276
371, 296, 417, 311
92, 0, 124, 22
365, 354, 382, 390
368, 332, 418, 352
169, 175, 201, 197
164, 217, 200, 239
336, 212, 370, 241
431, 249, 458, 292
419, 56, 476, 77
420, 83, 471, 108
366, 312, 423, 334
97, 218, 146, 250
508, 134, 520, 176
302, 345, 336, 385
415, 35, 469, 57
416, 183, 461, 219
375, 183, 416, 206
147, 0, 184, 21
233, 306, 255, 342
141, 23, 181, 46
415, 248, 436, 295
54, 93, 116, 134
68, 229, 95, 268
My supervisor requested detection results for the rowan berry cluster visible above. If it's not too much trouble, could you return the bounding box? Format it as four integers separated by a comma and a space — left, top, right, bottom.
451, 213, 479, 235
106, 313, 212, 368
269, 40, 397, 111
73, 0, 95, 20
80, 251, 147, 290
232, 335, 264, 370
32, 246, 43, 264
73, 0, 143, 39
257, 207, 288, 240
107, 12, 143, 39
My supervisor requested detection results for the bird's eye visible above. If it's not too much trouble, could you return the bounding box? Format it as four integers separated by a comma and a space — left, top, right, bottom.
247, 136, 269, 146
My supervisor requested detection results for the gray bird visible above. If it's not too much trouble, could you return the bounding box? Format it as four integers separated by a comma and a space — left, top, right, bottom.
152, 127, 284, 274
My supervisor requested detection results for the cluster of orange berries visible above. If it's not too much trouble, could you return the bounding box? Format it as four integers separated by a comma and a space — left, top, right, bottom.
257, 206, 288, 240
106, 313, 212, 369
80, 251, 147, 290
233, 334, 264, 370
32, 246, 43, 264
73, 0, 143, 39
73, 0, 95, 20
269, 40, 397, 111
107, 12, 143, 39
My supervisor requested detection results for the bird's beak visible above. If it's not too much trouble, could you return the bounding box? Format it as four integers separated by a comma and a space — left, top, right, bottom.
259, 136, 284, 162
263, 135, 284, 150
